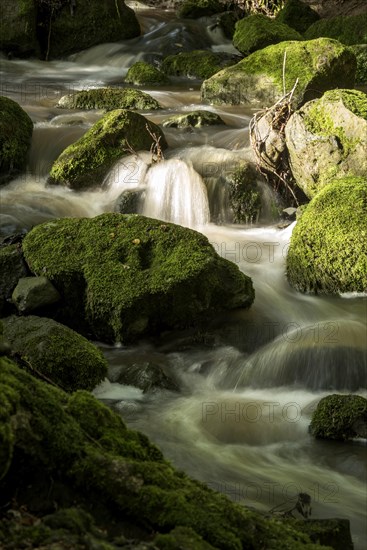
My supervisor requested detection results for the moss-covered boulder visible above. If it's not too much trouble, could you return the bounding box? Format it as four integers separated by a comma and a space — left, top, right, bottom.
201, 38, 356, 107
178, 0, 222, 19
0, 96, 33, 185
125, 61, 170, 86
161, 50, 238, 80
227, 163, 262, 224
0, 0, 39, 57
1, 315, 108, 392
350, 44, 367, 84
276, 0, 320, 34
40, 0, 140, 59
233, 14, 302, 56
57, 87, 160, 111
285, 89, 367, 197
309, 394, 367, 440
286, 177, 367, 294
0, 244, 29, 315
162, 110, 225, 129
49, 109, 167, 190
304, 13, 367, 45
22, 213, 255, 343
0, 356, 343, 548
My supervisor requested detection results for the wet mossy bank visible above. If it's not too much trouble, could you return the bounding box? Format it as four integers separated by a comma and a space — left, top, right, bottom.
0, 355, 352, 549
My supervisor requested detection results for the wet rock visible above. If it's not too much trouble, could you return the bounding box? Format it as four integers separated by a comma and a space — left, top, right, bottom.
177, 0, 222, 19
0, 96, 33, 185
201, 38, 356, 107
113, 361, 179, 393
0, 244, 29, 316
22, 213, 255, 343
125, 61, 170, 86
162, 110, 225, 129
309, 394, 367, 440
115, 188, 145, 214
58, 87, 160, 111
162, 50, 238, 80
285, 89, 367, 198
2, 315, 108, 392
12, 276, 61, 314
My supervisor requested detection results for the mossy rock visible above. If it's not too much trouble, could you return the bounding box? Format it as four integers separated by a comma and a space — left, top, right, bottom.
161, 50, 238, 80
0, 0, 39, 57
41, 0, 140, 59
233, 14, 302, 56
162, 110, 225, 129
275, 0, 320, 34
304, 13, 367, 46
309, 394, 367, 440
57, 87, 160, 111
12, 276, 61, 314
1, 315, 108, 392
49, 109, 167, 190
0, 356, 340, 548
178, 0, 222, 19
285, 89, 367, 197
217, 11, 238, 40
125, 61, 170, 86
349, 44, 367, 84
227, 164, 262, 224
286, 177, 367, 294
0, 96, 33, 185
201, 38, 356, 107
22, 213, 255, 343
0, 244, 29, 316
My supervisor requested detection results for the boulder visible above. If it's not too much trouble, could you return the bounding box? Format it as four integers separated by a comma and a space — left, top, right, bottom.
304, 13, 367, 45
125, 61, 170, 85
12, 276, 61, 314
162, 110, 225, 129
115, 188, 145, 214
233, 14, 302, 57
178, 0, 222, 19
201, 38, 356, 107
0, 96, 33, 185
0, 355, 346, 549
49, 109, 167, 190
113, 361, 179, 393
0, 244, 29, 315
285, 89, 367, 197
57, 87, 160, 111
162, 50, 238, 80
350, 44, 367, 84
286, 177, 367, 294
0, 0, 39, 57
309, 394, 367, 440
22, 213, 255, 343
275, 0, 320, 34
2, 315, 108, 392
227, 163, 262, 224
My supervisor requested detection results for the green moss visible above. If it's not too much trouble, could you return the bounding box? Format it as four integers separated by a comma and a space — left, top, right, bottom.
22, 213, 254, 343
286, 177, 367, 294
0, 0, 39, 57
276, 0, 320, 34
201, 38, 356, 107
0, 244, 28, 315
162, 50, 237, 80
178, 0, 222, 19
310, 394, 367, 440
349, 44, 367, 84
49, 109, 167, 190
304, 13, 367, 46
2, 315, 108, 392
162, 110, 225, 128
228, 164, 262, 224
154, 526, 216, 549
233, 14, 302, 56
0, 96, 33, 185
125, 61, 170, 86
58, 87, 160, 111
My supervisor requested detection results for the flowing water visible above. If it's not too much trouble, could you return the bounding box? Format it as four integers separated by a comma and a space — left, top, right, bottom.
1, 6, 366, 547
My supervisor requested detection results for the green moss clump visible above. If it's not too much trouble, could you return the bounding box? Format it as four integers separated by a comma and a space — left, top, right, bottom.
162, 110, 225, 129
304, 13, 367, 46
286, 177, 367, 294
58, 87, 160, 111
0, 0, 39, 57
162, 50, 237, 80
201, 38, 356, 107
306, 88, 367, 122
22, 213, 254, 343
228, 164, 262, 224
0, 357, 333, 549
276, 0, 320, 34
0, 96, 33, 185
349, 44, 367, 84
125, 61, 170, 86
233, 14, 302, 56
2, 315, 108, 392
309, 394, 367, 440
178, 0, 222, 19
49, 109, 167, 190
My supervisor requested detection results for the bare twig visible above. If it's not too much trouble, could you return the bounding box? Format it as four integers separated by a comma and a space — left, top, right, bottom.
145, 123, 164, 163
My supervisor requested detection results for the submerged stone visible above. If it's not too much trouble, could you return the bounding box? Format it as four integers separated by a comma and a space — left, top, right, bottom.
310, 394, 367, 440
57, 87, 160, 111
201, 38, 356, 107
22, 213, 255, 343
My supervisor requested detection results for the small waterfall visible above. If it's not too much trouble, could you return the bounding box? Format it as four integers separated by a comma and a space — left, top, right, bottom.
142, 158, 210, 228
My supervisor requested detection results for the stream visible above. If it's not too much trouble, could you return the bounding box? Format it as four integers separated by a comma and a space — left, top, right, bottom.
0, 5, 366, 547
